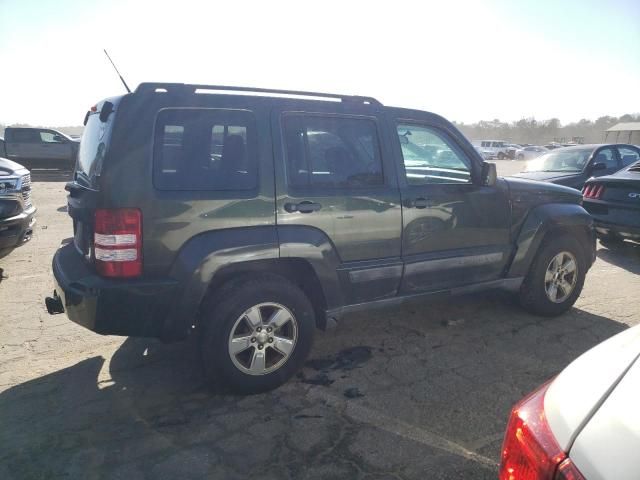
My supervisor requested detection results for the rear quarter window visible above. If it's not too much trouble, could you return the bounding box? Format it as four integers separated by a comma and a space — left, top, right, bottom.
153, 109, 258, 191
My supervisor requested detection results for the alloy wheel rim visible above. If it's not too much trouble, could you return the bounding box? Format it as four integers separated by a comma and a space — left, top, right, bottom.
544, 251, 578, 304
228, 302, 298, 375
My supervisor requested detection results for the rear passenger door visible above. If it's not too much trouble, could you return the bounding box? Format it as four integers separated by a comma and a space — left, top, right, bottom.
5, 129, 39, 163
273, 109, 403, 304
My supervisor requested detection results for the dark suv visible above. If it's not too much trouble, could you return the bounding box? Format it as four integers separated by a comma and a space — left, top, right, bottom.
47, 83, 596, 393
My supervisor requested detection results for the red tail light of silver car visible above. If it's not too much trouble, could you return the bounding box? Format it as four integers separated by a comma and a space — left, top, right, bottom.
500, 381, 586, 480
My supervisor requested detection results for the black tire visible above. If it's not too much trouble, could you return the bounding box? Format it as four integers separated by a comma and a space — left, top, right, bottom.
199, 273, 315, 394
517, 154, 524, 160
498, 152, 506, 160
519, 234, 587, 317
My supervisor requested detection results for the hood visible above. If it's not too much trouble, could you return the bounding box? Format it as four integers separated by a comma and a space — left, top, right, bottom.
503, 176, 583, 206
544, 325, 640, 451
0, 156, 29, 176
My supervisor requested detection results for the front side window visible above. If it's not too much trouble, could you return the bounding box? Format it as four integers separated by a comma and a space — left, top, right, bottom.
283, 115, 384, 188
40, 131, 65, 143
592, 147, 617, 169
397, 124, 472, 185
618, 147, 640, 167
153, 109, 257, 191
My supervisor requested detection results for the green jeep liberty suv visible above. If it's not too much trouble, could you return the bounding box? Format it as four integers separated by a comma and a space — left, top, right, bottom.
47, 83, 595, 393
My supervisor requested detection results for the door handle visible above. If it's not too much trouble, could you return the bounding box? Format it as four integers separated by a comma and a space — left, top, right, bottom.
284, 201, 322, 213
409, 197, 429, 209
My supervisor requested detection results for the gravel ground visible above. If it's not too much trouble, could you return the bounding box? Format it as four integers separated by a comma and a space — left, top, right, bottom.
1, 163, 638, 479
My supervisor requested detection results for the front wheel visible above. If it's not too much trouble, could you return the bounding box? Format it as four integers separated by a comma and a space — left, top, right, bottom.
498, 152, 506, 160
517, 154, 525, 160
199, 274, 315, 394
519, 235, 587, 316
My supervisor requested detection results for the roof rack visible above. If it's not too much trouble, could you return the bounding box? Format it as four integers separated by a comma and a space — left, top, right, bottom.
134, 82, 382, 107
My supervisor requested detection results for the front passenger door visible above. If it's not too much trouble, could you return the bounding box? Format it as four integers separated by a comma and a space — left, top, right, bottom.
394, 120, 511, 293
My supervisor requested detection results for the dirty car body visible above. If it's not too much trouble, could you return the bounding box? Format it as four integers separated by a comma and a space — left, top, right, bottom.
47, 83, 596, 392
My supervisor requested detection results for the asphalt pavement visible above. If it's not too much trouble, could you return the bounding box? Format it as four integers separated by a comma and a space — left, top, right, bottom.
0, 164, 638, 479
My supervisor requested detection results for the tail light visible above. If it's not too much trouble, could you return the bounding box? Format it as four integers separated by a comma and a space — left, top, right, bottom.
93, 208, 142, 278
499, 381, 586, 480
582, 183, 605, 199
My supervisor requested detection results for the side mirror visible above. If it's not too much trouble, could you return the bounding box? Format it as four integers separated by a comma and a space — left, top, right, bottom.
52, 135, 66, 143
481, 161, 497, 187
590, 162, 606, 172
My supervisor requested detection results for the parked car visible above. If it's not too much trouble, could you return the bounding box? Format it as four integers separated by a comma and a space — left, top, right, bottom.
582, 159, 640, 246
474, 145, 491, 159
505, 143, 522, 160
500, 324, 640, 480
1, 127, 79, 171
544, 142, 564, 150
512, 144, 640, 190
0, 157, 36, 256
46, 82, 596, 393
474, 140, 510, 159
515, 145, 548, 161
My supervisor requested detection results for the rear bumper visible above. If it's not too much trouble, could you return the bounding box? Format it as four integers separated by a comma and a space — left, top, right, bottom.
51, 242, 181, 339
0, 206, 36, 250
584, 200, 640, 241
594, 221, 640, 240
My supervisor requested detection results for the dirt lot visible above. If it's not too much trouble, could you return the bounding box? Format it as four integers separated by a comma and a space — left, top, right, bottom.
1, 162, 639, 479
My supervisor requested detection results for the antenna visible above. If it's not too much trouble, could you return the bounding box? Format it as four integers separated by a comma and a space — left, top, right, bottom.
103, 49, 131, 93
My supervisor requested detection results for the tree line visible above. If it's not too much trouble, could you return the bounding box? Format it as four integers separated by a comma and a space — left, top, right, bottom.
453, 113, 640, 145
2, 114, 639, 146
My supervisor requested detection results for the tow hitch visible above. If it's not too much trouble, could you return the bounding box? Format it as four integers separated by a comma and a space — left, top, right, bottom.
45, 291, 65, 314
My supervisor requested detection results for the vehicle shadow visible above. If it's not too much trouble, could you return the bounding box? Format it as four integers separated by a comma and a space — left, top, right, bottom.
597, 241, 640, 274
0, 296, 629, 479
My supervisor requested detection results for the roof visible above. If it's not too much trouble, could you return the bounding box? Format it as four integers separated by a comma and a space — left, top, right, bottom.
606, 122, 640, 132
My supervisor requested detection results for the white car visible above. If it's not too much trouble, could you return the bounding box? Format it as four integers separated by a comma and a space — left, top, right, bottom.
514, 145, 548, 160
500, 324, 640, 479
475, 140, 510, 159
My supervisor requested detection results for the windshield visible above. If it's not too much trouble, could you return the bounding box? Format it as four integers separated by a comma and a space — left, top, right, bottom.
525, 149, 592, 172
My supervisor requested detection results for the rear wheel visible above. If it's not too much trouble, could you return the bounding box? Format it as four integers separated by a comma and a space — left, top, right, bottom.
498, 152, 506, 160
519, 235, 586, 316
199, 274, 315, 394
517, 154, 525, 160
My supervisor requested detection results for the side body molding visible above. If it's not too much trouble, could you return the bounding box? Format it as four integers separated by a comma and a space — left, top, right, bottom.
508, 203, 594, 278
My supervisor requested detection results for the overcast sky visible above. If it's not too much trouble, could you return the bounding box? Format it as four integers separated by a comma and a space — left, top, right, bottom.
1, 0, 638, 126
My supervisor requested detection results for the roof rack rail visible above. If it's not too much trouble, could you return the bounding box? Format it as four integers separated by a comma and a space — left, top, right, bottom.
134, 82, 382, 107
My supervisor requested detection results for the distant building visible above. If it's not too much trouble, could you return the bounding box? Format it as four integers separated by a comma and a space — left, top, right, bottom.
604, 122, 640, 144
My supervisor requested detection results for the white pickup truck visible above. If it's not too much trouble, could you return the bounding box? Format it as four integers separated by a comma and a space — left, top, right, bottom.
0, 127, 79, 171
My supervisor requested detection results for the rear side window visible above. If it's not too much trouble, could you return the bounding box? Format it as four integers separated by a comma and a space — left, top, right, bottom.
11, 129, 40, 143
153, 109, 257, 191
283, 115, 383, 188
